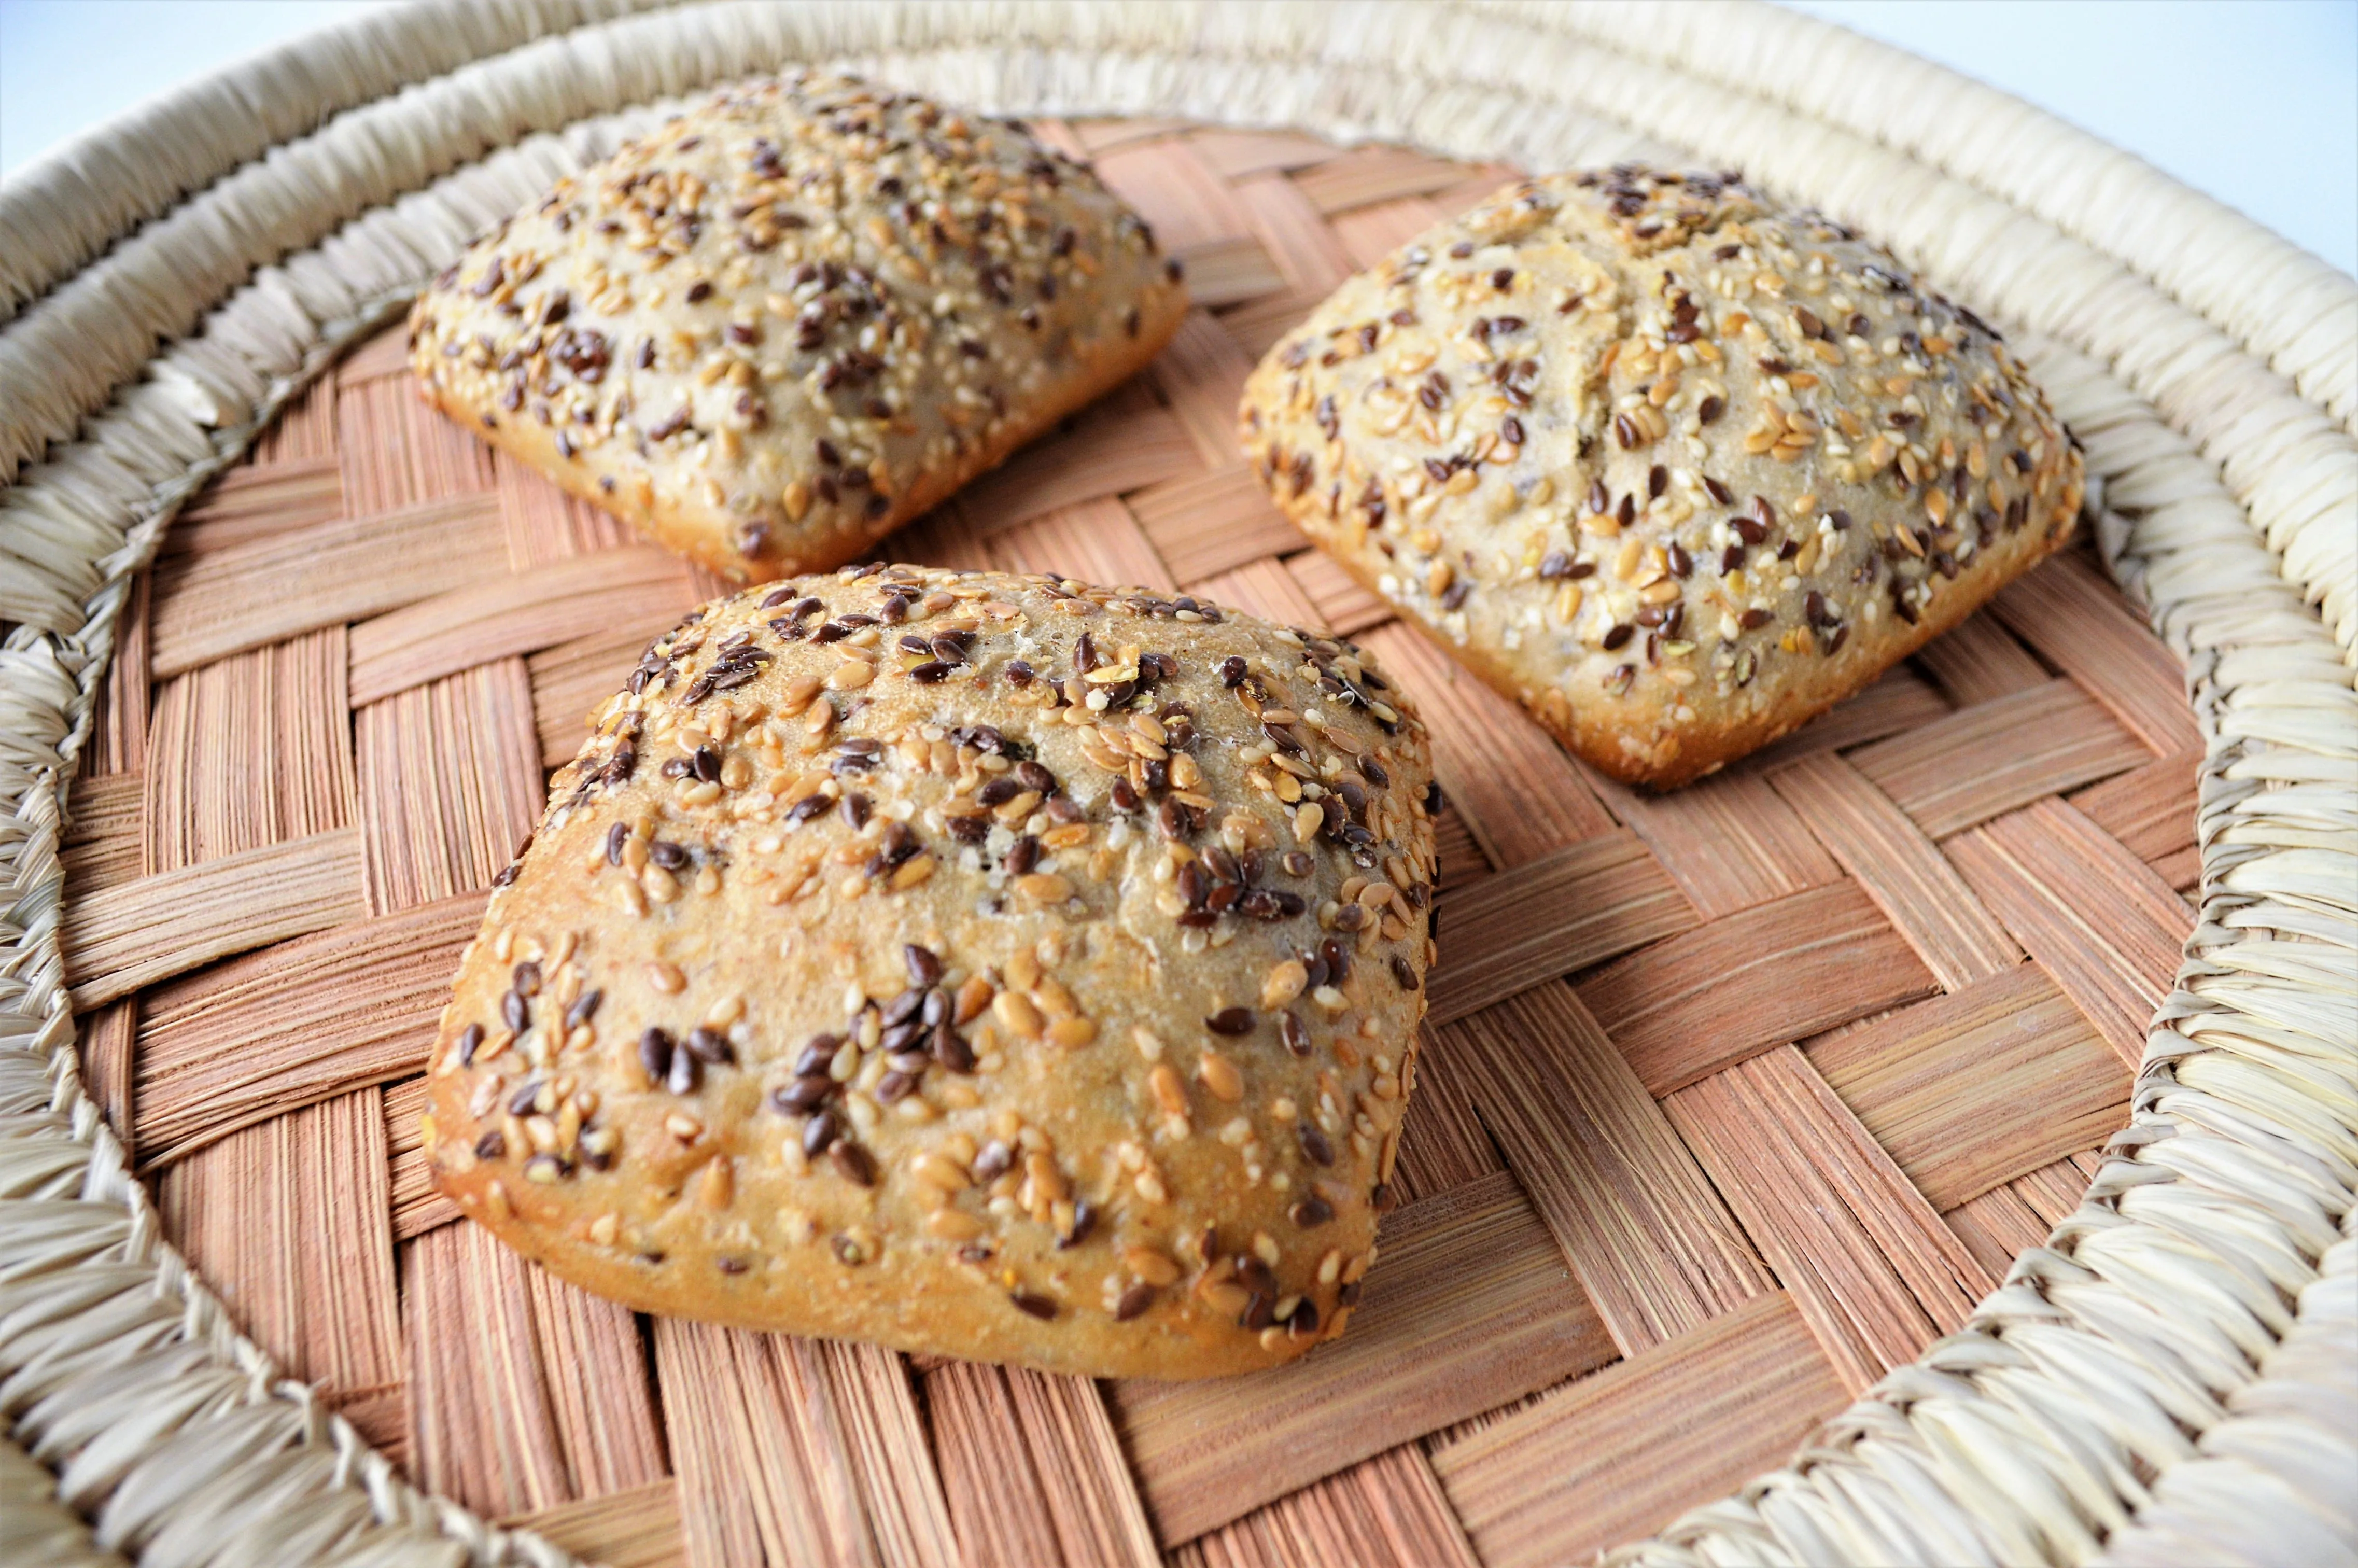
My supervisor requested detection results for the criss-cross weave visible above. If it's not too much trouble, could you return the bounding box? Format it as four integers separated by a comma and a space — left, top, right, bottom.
0, 5, 2351, 1567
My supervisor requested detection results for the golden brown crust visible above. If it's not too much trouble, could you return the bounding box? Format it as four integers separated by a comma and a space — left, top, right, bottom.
1239, 169, 2085, 788
409, 72, 1188, 584
424, 566, 1437, 1379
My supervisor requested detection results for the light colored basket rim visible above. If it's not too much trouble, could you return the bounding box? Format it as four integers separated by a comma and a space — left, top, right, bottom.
0, 4, 2350, 1566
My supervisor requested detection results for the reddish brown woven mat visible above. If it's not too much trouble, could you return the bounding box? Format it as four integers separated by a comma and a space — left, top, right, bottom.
62, 120, 2199, 1568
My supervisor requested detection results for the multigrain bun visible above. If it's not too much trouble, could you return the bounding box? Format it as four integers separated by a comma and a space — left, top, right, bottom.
409, 72, 1187, 583
1240, 167, 2084, 788
422, 566, 1438, 1379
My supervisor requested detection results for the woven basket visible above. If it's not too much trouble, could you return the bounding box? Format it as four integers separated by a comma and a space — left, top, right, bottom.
4, 3, 2353, 1565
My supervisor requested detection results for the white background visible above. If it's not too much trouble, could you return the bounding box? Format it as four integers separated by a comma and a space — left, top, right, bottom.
2, 0, 2353, 276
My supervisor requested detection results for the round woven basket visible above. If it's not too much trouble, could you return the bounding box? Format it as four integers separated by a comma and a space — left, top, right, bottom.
4, 4, 2353, 1565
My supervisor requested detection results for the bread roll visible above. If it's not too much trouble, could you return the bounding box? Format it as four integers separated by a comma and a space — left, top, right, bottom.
1240, 168, 2083, 787
410, 72, 1187, 583
423, 565, 1438, 1379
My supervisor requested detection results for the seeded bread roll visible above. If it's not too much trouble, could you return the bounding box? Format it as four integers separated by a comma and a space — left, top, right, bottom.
1240, 168, 2084, 788
423, 565, 1437, 1379
409, 73, 1187, 583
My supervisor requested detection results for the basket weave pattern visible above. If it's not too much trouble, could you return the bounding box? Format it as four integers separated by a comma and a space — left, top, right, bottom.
0, 5, 2351, 1567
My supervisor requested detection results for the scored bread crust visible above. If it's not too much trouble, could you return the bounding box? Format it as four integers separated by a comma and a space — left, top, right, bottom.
1240, 169, 2085, 788
423, 566, 1437, 1379
409, 72, 1187, 584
